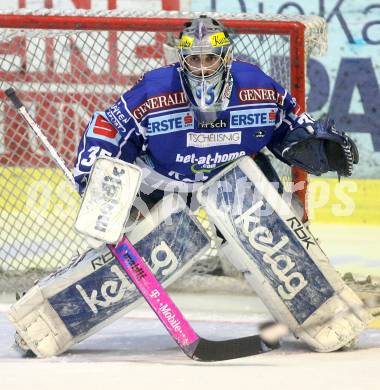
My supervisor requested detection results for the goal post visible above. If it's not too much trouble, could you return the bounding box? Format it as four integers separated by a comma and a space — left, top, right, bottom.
0, 9, 327, 292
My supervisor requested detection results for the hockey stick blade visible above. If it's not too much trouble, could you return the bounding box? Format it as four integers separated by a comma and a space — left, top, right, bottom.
109, 237, 280, 361
190, 322, 289, 361
189, 334, 275, 361
6, 87, 281, 361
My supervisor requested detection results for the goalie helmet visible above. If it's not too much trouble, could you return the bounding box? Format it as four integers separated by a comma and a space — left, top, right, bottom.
177, 15, 233, 116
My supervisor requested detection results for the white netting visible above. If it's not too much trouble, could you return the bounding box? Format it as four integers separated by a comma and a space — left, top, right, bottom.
0, 10, 326, 292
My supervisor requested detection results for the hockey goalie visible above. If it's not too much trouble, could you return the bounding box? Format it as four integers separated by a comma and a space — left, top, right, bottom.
9, 15, 371, 358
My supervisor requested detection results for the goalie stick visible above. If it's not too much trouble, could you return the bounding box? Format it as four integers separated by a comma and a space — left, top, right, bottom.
5, 87, 285, 361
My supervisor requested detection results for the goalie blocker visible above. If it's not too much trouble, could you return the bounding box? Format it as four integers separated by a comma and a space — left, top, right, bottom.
75, 157, 142, 246
197, 156, 371, 352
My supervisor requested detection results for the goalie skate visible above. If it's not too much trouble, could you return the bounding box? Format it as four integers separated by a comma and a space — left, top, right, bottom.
13, 332, 36, 358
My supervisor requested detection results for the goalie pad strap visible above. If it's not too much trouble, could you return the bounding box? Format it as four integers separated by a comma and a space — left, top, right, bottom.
8, 285, 73, 356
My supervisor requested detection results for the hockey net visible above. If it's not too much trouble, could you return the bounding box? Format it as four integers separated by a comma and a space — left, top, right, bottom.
0, 9, 329, 294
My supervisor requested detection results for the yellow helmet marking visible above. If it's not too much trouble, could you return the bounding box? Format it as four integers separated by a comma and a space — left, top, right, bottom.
209, 32, 230, 47
178, 35, 194, 48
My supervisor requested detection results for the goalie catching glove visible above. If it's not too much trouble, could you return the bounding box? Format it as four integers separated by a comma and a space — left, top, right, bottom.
272, 119, 359, 177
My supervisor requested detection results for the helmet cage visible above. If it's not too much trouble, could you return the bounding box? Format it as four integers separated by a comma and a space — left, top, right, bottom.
182, 52, 224, 79
177, 16, 233, 113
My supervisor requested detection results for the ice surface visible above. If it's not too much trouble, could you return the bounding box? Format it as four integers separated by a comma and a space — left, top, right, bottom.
0, 293, 379, 390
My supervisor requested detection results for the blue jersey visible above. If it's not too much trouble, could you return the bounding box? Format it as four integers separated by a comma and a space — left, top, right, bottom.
74, 60, 311, 193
